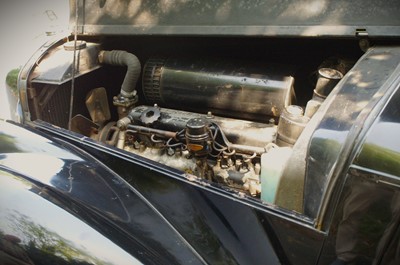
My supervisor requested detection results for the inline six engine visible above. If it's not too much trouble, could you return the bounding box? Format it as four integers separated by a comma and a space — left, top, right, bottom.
89, 52, 342, 203
27, 42, 348, 205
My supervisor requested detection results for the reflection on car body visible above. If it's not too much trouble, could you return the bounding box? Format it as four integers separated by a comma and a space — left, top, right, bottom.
2, 0, 400, 264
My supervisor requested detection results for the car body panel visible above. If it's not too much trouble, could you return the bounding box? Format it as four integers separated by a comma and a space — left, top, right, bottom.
0, 120, 209, 265
356, 81, 400, 178
71, 0, 400, 37
318, 84, 400, 264
304, 46, 400, 218
30, 120, 323, 265
0, 168, 143, 265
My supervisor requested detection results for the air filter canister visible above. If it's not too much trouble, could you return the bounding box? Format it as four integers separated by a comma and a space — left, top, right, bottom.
142, 56, 294, 122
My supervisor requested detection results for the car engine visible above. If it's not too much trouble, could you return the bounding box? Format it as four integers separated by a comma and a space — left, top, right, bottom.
25, 38, 354, 205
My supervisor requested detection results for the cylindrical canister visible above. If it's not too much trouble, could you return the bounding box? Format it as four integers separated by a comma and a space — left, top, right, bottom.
142, 56, 295, 122
276, 105, 310, 147
314, 68, 343, 99
185, 118, 211, 156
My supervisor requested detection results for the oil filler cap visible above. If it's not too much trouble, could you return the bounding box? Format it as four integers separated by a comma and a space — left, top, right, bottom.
140, 106, 161, 125
63, 40, 87, 51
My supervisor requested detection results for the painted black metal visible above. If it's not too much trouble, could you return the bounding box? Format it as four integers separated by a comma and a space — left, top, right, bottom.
0, 167, 143, 265
319, 168, 400, 264
0, 166, 143, 265
0, 120, 208, 265
355, 80, 400, 178
317, 69, 400, 264
304, 47, 400, 218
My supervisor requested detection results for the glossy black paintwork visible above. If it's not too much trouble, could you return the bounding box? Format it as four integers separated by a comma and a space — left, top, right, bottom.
319, 72, 400, 264
305, 47, 400, 218
356, 80, 400, 177
0, 120, 207, 265
0, 168, 142, 265
319, 168, 400, 264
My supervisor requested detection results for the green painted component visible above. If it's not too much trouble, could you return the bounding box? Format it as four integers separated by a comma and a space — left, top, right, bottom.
261, 147, 292, 204
6, 68, 20, 97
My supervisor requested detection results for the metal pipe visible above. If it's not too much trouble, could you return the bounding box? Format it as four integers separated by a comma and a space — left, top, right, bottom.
127, 124, 177, 139
116, 130, 126, 149
226, 143, 266, 155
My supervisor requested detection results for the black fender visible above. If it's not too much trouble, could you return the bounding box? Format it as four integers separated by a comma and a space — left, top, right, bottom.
0, 120, 206, 265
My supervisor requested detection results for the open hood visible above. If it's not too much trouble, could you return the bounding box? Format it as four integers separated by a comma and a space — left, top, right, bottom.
70, 0, 400, 38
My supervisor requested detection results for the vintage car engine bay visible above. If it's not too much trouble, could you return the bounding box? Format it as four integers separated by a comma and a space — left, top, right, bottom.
5, 0, 400, 263
22, 36, 362, 213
